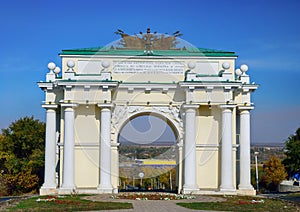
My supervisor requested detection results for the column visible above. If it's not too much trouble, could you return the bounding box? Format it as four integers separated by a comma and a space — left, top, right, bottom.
40, 105, 57, 194
220, 105, 235, 192
60, 104, 77, 193
238, 106, 255, 191
177, 140, 183, 194
111, 143, 119, 194
97, 103, 113, 193
182, 104, 199, 194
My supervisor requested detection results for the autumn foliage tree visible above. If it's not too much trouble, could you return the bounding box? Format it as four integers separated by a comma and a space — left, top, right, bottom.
260, 156, 287, 191
0, 116, 45, 195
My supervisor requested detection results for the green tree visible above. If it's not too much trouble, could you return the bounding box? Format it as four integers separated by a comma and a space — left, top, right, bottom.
0, 116, 45, 194
260, 156, 287, 191
283, 128, 300, 177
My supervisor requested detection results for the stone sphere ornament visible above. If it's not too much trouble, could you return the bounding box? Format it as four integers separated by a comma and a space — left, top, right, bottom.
222, 62, 230, 70
240, 64, 248, 73
48, 62, 56, 70
188, 62, 196, 70
101, 61, 110, 69
54, 66, 61, 74
235, 68, 243, 76
67, 60, 75, 68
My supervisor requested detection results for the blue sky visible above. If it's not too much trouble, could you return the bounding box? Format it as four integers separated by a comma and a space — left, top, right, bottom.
0, 0, 299, 143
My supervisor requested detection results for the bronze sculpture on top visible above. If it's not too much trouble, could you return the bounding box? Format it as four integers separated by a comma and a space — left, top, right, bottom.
115, 28, 183, 51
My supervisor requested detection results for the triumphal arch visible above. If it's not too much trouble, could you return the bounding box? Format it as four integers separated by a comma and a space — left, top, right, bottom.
38, 29, 258, 195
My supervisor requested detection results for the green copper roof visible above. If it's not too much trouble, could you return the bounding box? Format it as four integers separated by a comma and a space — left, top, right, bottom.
60, 47, 236, 57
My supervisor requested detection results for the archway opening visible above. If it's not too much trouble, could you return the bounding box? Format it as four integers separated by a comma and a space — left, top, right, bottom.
118, 113, 179, 193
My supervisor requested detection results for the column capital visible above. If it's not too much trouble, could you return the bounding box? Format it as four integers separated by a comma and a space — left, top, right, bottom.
238, 106, 254, 111
42, 104, 58, 109
182, 104, 199, 110
61, 103, 78, 108
97, 103, 114, 109
219, 104, 236, 110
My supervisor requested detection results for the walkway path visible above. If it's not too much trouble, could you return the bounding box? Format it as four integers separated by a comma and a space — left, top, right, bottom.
83, 194, 226, 212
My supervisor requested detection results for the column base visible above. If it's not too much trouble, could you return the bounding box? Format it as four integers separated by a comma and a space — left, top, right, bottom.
238, 185, 256, 196
219, 186, 236, 193
238, 184, 254, 190
40, 186, 58, 195
59, 185, 76, 194
182, 184, 199, 194
97, 184, 113, 194
237, 189, 256, 196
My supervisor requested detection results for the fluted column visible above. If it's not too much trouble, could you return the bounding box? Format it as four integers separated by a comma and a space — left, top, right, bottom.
182, 104, 199, 194
238, 106, 255, 191
60, 103, 77, 193
97, 103, 113, 193
40, 104, 58, 195
219, 105, 235, 192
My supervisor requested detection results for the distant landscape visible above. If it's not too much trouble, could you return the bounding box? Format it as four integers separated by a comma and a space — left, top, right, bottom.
118, 142, 287, 191
251, 143, 285, 163
119, 142, 286, 164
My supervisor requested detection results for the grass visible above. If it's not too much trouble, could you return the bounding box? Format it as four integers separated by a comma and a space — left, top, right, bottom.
177, 195, 300, 211
7, 195, 133, 211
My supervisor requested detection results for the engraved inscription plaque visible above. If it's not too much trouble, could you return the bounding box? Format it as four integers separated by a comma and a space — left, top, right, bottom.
113, 61, 185, 74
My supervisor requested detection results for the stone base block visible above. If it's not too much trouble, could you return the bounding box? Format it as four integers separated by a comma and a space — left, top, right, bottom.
219, 187, 236, 194
237, 189, 256, 196
58, 187, 76, 195
97, 185, 113, 194
182, 184, 199, 194
40, 187, 58, 195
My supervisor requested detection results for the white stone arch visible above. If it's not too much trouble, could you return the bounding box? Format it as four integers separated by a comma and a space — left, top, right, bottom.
112, 105, 183, 145
111, 105, 184, 193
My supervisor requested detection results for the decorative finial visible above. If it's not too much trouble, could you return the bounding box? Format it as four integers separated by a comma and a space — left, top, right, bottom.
101, 61, 110, 69
222, 62, 230, 70
188, 62, 196, 70
54, 66, 61, 74
47, 62, 56, 72
235, 68, 243, 76
66, 60, 75, 72
67, 60, 75, 68
240, 64, 248, 73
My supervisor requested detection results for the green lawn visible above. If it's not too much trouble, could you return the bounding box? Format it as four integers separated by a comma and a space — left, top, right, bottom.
8, 195, 133, 212
177, 195, 300, 211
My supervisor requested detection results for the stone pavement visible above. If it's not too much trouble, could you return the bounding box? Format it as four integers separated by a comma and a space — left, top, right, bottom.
83, 194, 226, 212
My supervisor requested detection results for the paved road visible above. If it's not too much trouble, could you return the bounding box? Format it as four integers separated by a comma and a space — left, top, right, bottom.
259, 193, 300, 204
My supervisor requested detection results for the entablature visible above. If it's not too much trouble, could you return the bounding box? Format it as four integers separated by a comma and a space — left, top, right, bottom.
239, 84, 259, 93
118, 82, 178, 93
37, 82, 54, 91
56, 80, 119, 89
179, 81, 241, 91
